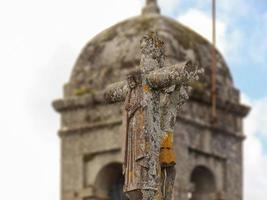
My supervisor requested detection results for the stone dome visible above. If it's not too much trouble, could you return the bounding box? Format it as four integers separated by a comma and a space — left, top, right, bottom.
66, 13, 233, 99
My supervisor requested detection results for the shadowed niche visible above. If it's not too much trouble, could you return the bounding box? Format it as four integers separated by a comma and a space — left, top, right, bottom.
189, 166, 216, 200
95, 162, 128, 200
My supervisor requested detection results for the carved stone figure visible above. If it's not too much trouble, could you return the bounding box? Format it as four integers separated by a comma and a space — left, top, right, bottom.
104, 32, 201, 200
122, 70, 159, 199
123, 32, 164, 200
159, 84, 191, 200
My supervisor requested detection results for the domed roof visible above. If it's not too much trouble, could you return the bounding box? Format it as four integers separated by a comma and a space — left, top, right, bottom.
67, 12, 233, 97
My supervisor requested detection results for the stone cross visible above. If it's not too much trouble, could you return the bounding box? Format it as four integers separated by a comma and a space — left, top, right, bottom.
104, 32, 202, 200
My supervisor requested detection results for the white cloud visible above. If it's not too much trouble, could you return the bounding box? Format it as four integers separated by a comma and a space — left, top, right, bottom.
218, 0, 250, 17
248, 12, 267, 66
177, 9, 225, 44
243, 95, 267, 136
242, 94, 267, 200
193, 0, 249, 18
158, 0, 180, 14
177, 8, 243, 63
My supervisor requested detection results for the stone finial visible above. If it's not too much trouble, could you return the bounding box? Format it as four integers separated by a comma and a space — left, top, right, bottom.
142, 0, 160, 15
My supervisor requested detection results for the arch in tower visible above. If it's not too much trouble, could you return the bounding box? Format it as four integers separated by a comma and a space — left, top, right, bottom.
94, 162, 127, 200
189, 166, 216, 200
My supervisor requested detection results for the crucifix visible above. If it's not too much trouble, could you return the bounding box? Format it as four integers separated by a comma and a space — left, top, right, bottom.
104, 32, 202, 200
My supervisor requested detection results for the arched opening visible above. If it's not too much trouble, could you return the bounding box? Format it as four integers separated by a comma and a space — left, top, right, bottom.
95, 162, 127, 200
189, 166, 216, 200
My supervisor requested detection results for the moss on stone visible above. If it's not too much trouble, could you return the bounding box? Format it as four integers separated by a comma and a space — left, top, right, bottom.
190, 81, 207, 93
75, 86, 94, 96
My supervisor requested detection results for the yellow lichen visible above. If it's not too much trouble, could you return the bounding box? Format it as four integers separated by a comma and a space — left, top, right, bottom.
75, 86, 93, 96
143, 84, 150, 93
190, 81, 207, 92
160, 132, 176, 165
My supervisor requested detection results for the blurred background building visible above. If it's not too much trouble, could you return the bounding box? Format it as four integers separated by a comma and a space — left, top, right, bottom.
53, 1, 250, 200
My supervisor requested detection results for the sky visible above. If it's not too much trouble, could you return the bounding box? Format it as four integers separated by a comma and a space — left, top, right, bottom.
0, 0, 266, 199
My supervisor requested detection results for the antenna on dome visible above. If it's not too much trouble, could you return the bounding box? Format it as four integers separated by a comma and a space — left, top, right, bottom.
142, 0, 161, 15
211, 0, 217, 123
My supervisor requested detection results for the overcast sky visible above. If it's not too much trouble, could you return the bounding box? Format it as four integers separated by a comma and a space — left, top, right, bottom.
0, 0, 266, 199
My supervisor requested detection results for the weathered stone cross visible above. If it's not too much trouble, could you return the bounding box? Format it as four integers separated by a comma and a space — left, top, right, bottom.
104, 32, 202, 200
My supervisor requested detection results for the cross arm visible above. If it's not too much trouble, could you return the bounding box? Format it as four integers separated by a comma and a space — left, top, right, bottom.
104, 80, 128, 103
146, 61, 202, 90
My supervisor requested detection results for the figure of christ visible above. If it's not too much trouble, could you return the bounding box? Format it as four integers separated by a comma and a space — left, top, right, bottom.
159, 84, 191, 200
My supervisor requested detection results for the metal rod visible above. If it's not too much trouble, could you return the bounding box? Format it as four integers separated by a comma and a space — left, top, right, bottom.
211, 0, 217, 122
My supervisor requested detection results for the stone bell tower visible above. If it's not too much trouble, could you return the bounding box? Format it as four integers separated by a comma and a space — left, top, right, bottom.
53, 1, 250, 200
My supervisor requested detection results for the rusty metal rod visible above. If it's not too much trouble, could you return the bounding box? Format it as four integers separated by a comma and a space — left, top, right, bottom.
211, 0, 217, 122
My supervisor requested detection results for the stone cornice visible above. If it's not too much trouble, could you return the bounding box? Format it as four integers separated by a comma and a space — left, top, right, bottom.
58, 119, 121, 137
177, 115, 246, 140
58, 114, 245, 140
191, 91, 250, 118
52, 90, 105, 112
188, 147, 227, 161
52, 89, 250, 118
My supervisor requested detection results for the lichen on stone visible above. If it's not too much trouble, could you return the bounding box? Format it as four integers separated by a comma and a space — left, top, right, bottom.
74, 86, 94, 96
